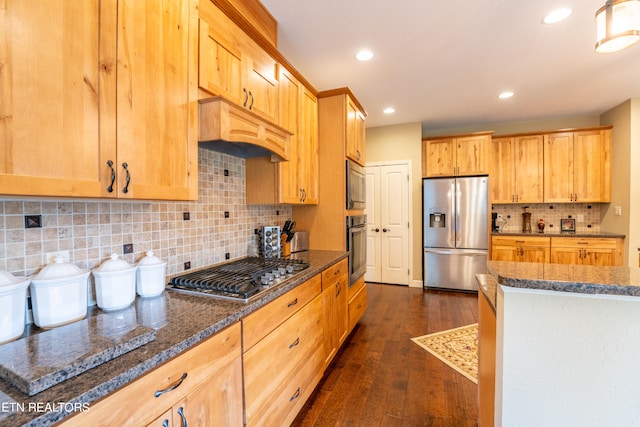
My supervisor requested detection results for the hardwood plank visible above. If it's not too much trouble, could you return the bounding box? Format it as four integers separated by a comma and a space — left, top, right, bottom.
292, 283, 479, 427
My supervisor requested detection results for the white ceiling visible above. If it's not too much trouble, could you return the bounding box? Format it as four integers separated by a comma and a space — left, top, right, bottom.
260, 0, 640, 132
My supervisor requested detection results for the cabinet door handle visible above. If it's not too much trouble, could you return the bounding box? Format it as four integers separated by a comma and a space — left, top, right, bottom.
106, 160, 115, 193
122, 162, 131, 194
287, 298, 298, 308
177, 406, 187, 427
243, 88, 249, 107
356, 149, 361, 160
336, 282, 341, 297
248, 91, 254, 110
162, 420, 169, 427
290, 387, 301, 402
154, 372, 187, 398
289, 337, 300, 349
302, 188, 306, 202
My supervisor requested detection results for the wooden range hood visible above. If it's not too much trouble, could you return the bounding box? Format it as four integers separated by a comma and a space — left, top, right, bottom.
198, 96, 291, 161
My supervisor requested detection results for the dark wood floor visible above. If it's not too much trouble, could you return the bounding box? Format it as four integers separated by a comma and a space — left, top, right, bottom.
291, 283, 479, 427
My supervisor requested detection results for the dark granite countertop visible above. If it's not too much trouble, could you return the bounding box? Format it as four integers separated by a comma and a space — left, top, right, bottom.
0, 250, 347, 427
476, 274, 497, 313
487, 260, 640, 297
491, 231, 626, 238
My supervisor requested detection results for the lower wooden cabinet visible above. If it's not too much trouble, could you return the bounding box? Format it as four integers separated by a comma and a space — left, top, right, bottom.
478, 288, 496, 427
243, 294, 323, 426
491, 236, 550, 263
550, 237, 623, 266
321, 258, 349, 367
58, 322, 243, 427
348, 275, 367, 333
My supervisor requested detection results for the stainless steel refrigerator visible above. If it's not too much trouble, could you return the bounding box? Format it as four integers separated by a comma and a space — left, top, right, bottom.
423, 176, 488, 291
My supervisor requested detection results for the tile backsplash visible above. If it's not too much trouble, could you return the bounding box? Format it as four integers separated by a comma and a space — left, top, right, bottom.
0, 148, 291, 277
492, 203, 600, 233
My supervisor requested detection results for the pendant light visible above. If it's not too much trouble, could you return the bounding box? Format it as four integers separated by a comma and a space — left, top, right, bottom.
595, 0, 640, 53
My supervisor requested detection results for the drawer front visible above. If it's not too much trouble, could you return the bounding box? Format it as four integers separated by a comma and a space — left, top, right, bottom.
59, 322, 242, 427
322, 258, 348, 291
247, 342, 324, 427
492, 236, 550, 247
244, 295, 323, 423
551, 237, 619, 249
348, 282, 367, 332
243, 273, 321, 350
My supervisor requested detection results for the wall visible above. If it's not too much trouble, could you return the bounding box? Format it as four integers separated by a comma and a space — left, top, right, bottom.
600, 98, 640, 267
496, 286, 640, 426
365, 123, 422, 286
0, 148, 291, 278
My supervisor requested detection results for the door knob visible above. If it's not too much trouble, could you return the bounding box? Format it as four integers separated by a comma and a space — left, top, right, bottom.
383, 228, 389, 232
372, 228, 380, 232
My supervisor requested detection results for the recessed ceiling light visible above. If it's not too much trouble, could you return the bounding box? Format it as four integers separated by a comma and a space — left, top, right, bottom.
498, 91, 514, 99
356, 50, 374, 61
383, 107, 395, 114
542, 8, 572, 24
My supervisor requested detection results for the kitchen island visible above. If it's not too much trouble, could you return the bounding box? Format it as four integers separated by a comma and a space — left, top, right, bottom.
482, 261, 640, 427
0, 250, 348, 427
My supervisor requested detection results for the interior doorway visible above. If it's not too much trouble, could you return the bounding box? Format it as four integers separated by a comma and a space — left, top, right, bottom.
364, 161, 412, 285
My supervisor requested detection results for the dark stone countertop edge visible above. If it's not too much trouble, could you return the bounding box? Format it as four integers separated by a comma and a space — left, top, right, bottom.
2, 250, 348, 427
487, 261, 640, 298
476, 274, 497, 313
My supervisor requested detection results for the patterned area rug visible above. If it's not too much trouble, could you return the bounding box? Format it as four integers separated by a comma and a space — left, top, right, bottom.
411, 323, 478, 384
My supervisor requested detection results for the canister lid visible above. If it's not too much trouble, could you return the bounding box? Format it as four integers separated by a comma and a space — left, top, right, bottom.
0, 269, 30, 290
32, 256, 87, 280
95, 253, 135, 273
137, 251, 165, 267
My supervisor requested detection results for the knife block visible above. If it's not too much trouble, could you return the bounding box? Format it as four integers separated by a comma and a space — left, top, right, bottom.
281, 235, 291, 256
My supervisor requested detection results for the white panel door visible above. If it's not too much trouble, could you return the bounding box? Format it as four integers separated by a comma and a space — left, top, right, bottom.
365, 162, 410, 285
365, 168, 381, 282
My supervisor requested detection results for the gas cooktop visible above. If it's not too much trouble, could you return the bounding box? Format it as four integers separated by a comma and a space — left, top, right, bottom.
168, 257, 310, 302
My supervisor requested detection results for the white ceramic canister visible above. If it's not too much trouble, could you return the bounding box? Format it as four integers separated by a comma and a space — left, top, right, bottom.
136, 251, 167, 298
93, 254, 137, 311
30, 256, 90, 329
0, 270, 30, 343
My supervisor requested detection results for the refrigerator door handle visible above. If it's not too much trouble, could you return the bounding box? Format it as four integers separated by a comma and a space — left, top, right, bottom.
449, 182, 456, 246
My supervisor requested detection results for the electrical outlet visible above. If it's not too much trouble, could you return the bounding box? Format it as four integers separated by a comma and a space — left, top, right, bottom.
123, 243, 134, 254
615, 206, 622, 216
184, 261, 191, 270
577, 214, 584, 222
45, 250, 71, 264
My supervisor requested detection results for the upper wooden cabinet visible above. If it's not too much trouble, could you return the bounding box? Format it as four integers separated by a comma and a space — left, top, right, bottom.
198, 2, 279, 124
422, 132, 491, 177
543, 127, 612, 203
490, 135, 544, 204
0, 0, 198, 200
245, 68, 318, 205
346, 96, 367, 166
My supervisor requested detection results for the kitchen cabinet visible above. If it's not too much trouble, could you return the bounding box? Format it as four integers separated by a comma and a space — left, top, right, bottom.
347, 275, 367, 333
243, 274, 323, 427
346, 96, 367, 166
292, 88, 367, 251
543, 127, 612, 203
59, 322, 243, 427
422, 132, 492, 177
550, 237, 623, 266
322, 258, 349, 367
490, 135, 544, 203
478, 287, 496, 427
198, 1, 279, 125
245, 68, 318, 205
0, 0, 198, 200
491, 236, 550, 263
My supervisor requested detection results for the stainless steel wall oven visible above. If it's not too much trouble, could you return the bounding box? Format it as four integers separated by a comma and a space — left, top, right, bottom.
347, 214, 366, 286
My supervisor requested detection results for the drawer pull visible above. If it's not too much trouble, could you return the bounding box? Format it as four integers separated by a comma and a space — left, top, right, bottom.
287, 298, 298, 308
162, 420, 169, 427
515, 240, 525, 243
154, 372, 187, 398
577, 242, 589, 245
290, 387, 301, 402
177, 406, 187, 427
289, 337, 300, 349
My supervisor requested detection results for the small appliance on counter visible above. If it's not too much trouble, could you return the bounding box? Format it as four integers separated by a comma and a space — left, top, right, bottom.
290, 231, 309, 253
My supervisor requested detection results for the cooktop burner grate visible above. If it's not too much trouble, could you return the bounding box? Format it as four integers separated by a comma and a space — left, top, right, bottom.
168, 257, 309, 301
